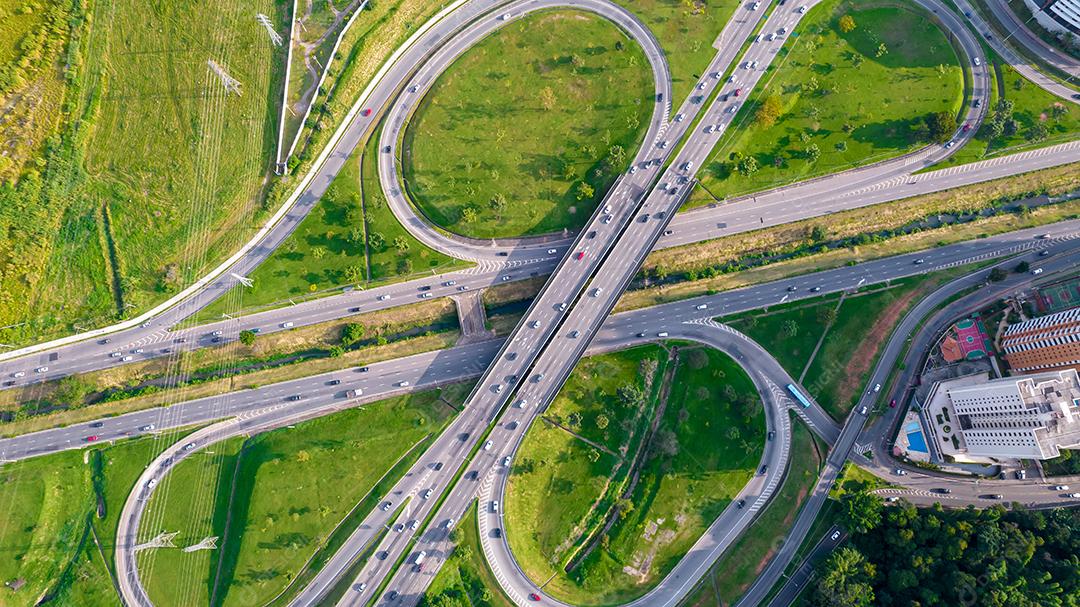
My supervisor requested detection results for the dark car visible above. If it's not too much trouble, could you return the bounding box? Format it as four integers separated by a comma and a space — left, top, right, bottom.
760, 464, 768, 475
90, 421, 104, 428
358, 366, 369, 373
587, 230, 597, 238
328, 379, 341, 386
349, 307, 362, 313
433, 462, 444, 471
388, 591, 399, 600
493, 528, 502, 538
639, 213, 650, 223
736, 499, 745, 509
937, 487, 952, 494
289, 395, 303, 401
418, 285, 431, 292
656, 92, 664, 102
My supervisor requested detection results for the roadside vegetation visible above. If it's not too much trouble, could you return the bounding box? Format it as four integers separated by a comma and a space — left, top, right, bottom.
420, 504, 514, 607
721, 267, 988, 418
693, 0, 963, 203
404, 9, 652, 238
139, 386, 464, 607
683, 417, 825, 606
935, 61, 1080, 168
0, 433, 186, 606
200, 131, 465, 319
612, 0, 741, 104
507, 344, 764, 605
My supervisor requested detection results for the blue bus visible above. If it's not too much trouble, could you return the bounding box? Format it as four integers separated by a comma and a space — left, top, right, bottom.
787, 384, 813, 409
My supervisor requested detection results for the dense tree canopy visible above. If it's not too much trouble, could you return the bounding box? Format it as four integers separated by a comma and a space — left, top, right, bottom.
809, 503, 1079, 607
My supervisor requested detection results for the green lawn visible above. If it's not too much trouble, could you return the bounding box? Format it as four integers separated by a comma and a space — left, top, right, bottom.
139, 386, 463, 607
683, 416, 824, 606
508, 345, 764, 606
691, 0, 964, 205
612, 0, 742, 105
0, 434, 183, 606
935, 61, 1080, 168
403, 9, 653, 238
198, 131, 467, 320
420, 503, 514, 607
721, 294, 843, 379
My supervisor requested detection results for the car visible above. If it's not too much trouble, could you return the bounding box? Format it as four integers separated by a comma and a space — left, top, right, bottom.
945, 141, 954, 148
895, 468, 907, 476
752, 1, 761, 9
760, 464, 768, 475
289, 395, 303, 401
873, 383, 881, 393
675, 113, 685, 122
1039, 250, 1050, 257
778, 27, 787, 35
755, 34, 762, 42
658, 140, 668, 149
484, 440, 493, 451
767, 430, 775, 441
569, 330, 580, 338
361, 108, 372, 116
973, 57, 981, 67
388, 591, 399, 601
35, 366, 48, 373
1053, 485, 1070, 491
211, 336, 222, 343
393, 523, 405, 532
914, 258, 926, 265
1031, 268, 1044, 275
629, 165, 637, 174
587, 230, 597, 238
830, 530, 841, 541
680, 161, 693, 172
885, 496, 900, 503
503, 456, 511, 467
639, 213, 651, 223
359, 366, 369, 372
493, 527, 502, 537
590, 287, 603, 297
657, 331, 669, 338
696, 304, 708, 310
786, 285, 797, 292
546, 248, 558, 255
656, 92, 664, 102
530, 320, 541, 328
491, 500, 500, 512
697, 81, 707, 90
766, 32, 775, 41
409, 519, 419, 530
281, 321, 294, 328
1017, 470, 1027, 480
121, 356, 133, 362
602, 214, 613, 224
727, 105, 737, 114
356, 582, 367, 592
859, 405, 868, 415
458, 285, 470, 291
736, 499, 745, 509
86, 435, 100, 442
501, 275, 511, 281
728, 74, 736, 83
1068, 493, 1080, 498
810, 286, 822, 292
146, 478, 158, 490
420, 292, 433, 298
90, 421, 104, 428
12, 371, 25, 378
889, 399, 897, 408
637, 332, 647, 338
557, 302, 567, 312
734, 88, 742, 97
575, 251, 585, 260
328, 379, 341, 386
140, 424, 155, 431
183, 442, 196, 451
516, 398, 528, 408
529, 594, 541, 602
705, 124, 715, 134
937, 487, 952, 494
974, 98, 981, 107
798, 4, 807, 12
492, 384, 503, 393
381, 501, 392, 511
664, 229, 673, 236
397, 380, 410, 387
532, 373, 545, 383
444, 280, 457, 287
497, 251, 509, 257
110, 351, 122, 358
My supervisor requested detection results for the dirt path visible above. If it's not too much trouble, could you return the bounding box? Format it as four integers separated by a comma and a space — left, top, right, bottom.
835, 287, 923, 406
543, 416, 622, 459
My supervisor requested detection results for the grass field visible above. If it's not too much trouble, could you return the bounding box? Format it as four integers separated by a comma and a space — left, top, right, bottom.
138, 386, 462, 607
0, 434, 183, 606
403, 9, 653, 238
420, 503, 514, 607
683, 416, 824, 606
935, 61, 1080, 168
199, 130, 466, 318
507, 344, 764, 605
613, 0, 741, 105
692, 0, 963, 204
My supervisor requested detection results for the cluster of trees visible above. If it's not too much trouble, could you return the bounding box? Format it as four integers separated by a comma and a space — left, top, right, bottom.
913, 111, 957, 144
811, 500, 1079, 607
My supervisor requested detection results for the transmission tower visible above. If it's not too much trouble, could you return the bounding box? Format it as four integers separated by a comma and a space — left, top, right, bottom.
207, 59, 243, 96
256, 14, 283, 46
134, 531, 178, 552
183, 536, 219, 552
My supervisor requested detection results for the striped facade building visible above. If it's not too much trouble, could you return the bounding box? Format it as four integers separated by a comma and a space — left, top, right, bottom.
1002, 307, 1080, 374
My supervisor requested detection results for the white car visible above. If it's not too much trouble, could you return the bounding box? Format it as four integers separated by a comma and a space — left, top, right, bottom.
712, 71, 721, 79
755, 33, 762, 42
873, 383, 881, 393
140, 424, 155, 431
281, 321, 294, 328
491, 500, 499, 513
1053, 485, 1070, 491
629, 165, 637, 174
602, 214, 613, 224
503, 456, 511, 467
110, 352, 122, 358
423, 489, 433, 499
1068, 493, 1080, 498
382, 501, 392, 511
590, 287, 603, 297
409, 520, 419, 530
766, 32, 775, 41
603, 204, 612, 213
484, 440, 493, 451
133, 348, 144, 354
378, 294, 390, 301
547, 248, 557, 254
516, 398, 528, 408
35, 366, 48, 373
895, 469, 907, 476
658, 140, 668, 149
121, 355, 133, 362
728, 75, 736, 83
675, 112, 685, 122
696, 304, 708, 310
697, 81, 706, 90
798, 5, 807, 12
11, 371, 25, 378
705, 124, 715, 134
397, 381, 410, 387
530, 320, 541, 328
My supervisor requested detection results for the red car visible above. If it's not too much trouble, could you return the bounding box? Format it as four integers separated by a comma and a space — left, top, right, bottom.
575, 251, 585, 260
889, 399, 897, 408
361, 108, 372, 117
529, 594, 541, 602
85, 435, 100, 442
962, 123, 971, 132
734, 88, 742, 96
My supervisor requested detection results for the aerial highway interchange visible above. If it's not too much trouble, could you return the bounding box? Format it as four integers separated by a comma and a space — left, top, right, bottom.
0, 0, 1078, 606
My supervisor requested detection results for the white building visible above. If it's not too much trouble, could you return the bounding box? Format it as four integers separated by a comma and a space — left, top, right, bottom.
924, 369, 1080, 460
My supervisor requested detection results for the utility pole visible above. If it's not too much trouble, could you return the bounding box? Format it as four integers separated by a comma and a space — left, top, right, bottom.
208, 60, 242, 96
256, 13, 283, 46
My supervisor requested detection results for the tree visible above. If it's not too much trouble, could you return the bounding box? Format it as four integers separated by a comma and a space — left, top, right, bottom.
839, 490, 882, 533
875, 42, 888, 58
348, 227, 364, 244
343, 264, 364, 283
596, 413, 610, 430
368, 231, 385, 250
489, 193, 507, 214
817, 306, 838, 325
814, 547, 876, 607
755, 94, 783, 128
1015, 261, 1030, 273
311, 246, 327, 260
575, 181, 594, 201
239, 329, 257, 346
460, 207, 477, 223
587, 448, 601, 462
539, 86, 557, 111
810, 225, 828, 242
1027, 121, 1049, 142
53, 376, 91, 407
781, 319, 799, 339
608, 144, 625, 165
926, 111, 957, 144
838, 14, 856, 32
615, 498, 635, 519
988, 267, 1008, 282
393, 236, 410, 253
804, 143, 821, 163
341, 323, 366, 346
736, 155, 759, 177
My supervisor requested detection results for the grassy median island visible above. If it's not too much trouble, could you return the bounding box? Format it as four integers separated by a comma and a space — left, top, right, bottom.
420, 504, 514, 607
691, 0, 963, 204
0, 434, 185, 606
506, 344, 763, 605
138, 385, 465, 607
403, 9, 653, 239
612, 0, 741, 104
